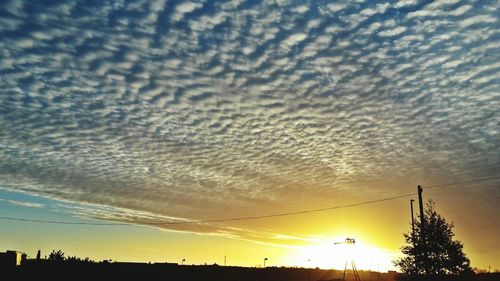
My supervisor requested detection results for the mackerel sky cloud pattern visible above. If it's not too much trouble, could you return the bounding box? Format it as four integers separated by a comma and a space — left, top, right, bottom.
0, 0, 499, 238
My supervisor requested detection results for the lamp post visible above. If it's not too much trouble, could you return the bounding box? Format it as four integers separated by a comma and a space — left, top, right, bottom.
308, 259, 312, 281
181, 258, 186, 265
264, 258, 268, 268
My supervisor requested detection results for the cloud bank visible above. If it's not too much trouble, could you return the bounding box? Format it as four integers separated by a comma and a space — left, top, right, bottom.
0, 0, 498, 242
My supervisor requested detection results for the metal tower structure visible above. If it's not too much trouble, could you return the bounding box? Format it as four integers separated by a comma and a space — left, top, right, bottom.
334, 238, 361, 281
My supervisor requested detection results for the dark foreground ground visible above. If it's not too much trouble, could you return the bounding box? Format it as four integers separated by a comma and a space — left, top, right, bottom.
3, 262, 499, 281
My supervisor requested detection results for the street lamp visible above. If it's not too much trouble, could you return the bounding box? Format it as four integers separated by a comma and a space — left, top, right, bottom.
308, 259, 312, 281
264, 258, 268, 268
181, 258, 186, 265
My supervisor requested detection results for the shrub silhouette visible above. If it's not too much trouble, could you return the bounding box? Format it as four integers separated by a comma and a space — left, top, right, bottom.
48, 250, 65, 262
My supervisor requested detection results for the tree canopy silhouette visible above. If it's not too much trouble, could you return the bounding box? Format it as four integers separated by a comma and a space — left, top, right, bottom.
394, 200, 472, 279
48, 250, 65, 262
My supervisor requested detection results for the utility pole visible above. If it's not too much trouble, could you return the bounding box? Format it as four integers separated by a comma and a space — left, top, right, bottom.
417, 186, 425, 231
410, 199, 415, 237
417, 185, 425, 230
410, 198, 417, 274
224, 255, 226, 266
417, 185, 426, 275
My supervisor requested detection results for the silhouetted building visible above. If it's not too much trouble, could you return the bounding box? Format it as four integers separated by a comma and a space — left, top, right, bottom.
0, 250, 25, 268
387, 270, 398, 281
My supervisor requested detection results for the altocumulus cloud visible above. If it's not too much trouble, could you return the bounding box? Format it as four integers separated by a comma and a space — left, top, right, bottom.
0, 0, 499, 242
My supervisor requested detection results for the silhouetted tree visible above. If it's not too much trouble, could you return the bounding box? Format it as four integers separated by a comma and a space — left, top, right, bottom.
394, 200, 472, 280
66, 255, 81, 262
48, 250, 65, 262
36, 250, 41, 260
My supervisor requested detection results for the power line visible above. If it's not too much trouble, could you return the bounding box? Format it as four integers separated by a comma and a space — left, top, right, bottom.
425, 175, 500, 189
0, 193, 415, 226
152, 193, 417, 225
149, 175, 500, 225
0, 176, 498, 226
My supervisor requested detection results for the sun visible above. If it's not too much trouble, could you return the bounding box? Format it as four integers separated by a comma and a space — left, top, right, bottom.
285, 236, 398, 272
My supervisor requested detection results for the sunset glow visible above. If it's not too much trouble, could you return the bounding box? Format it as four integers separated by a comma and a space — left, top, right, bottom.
286, 237, 399, 272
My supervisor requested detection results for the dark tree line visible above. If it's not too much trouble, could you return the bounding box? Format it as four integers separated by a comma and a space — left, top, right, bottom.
44, 250, 94, 263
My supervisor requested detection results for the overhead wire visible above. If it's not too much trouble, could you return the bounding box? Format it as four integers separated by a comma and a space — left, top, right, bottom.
149, 192, 417, 225
425, 175, 500, 189
0, 175, 498, 226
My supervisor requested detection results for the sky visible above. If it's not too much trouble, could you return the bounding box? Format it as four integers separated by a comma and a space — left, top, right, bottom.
0, 0, 499, 272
